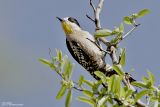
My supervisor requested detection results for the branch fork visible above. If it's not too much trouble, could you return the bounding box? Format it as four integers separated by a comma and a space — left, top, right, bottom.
86, 0, 147, 107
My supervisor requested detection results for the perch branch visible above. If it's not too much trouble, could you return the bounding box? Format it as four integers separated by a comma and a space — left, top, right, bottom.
110, 47, 147, 107
87, 1, 147, 106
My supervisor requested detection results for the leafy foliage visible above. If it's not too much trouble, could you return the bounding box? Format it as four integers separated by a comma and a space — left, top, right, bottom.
94, 9, 150, 45
65, 90, 72, 107
39, 49, 160, 107
119, 48, 126, 67
123, 9, 150, 25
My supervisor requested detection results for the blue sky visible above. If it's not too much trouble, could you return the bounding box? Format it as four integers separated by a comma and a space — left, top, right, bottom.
0, 0, 160, 107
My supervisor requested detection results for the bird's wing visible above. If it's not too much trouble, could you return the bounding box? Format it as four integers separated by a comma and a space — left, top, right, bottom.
66, 38, 94, 71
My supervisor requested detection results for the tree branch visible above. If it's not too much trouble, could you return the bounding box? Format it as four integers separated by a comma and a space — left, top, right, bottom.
108, 46, 119, 64
86, 1, 147, 107
95, 0, 104, 30
87, 0, 104, 30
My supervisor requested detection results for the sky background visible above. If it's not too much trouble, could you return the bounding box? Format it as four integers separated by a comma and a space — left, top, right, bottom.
0, 0, 160, 107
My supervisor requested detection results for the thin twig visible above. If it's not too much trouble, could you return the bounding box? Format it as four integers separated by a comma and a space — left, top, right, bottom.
90, 0, 96, 13
122, 24, 140, 39
99, 37, 111, 46
49, 48, 53, 59
56, 70, 65, 80
86, 14, 95, 22
87, 38, 111, 54
73, 86, 84, 91
73, 85, 100, 95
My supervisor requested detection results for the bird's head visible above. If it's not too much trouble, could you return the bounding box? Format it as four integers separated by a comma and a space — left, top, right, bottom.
56, 17, 81, 35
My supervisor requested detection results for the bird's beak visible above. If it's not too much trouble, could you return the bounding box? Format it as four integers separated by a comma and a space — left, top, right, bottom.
56, 17, 63, 22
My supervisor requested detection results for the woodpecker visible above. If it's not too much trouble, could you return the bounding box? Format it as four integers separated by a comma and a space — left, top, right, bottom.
57, 17, 116, 79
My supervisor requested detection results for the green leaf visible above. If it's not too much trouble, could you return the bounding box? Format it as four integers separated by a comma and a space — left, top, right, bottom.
58, 60, 65, 72
97, 96, 108, 107
64, 60, 70, 76
92, 80, 102, 93
39, 58, 51, 66
110, 37, 119, 44
39, 58, 57, 71
65, 90, 72, 107
78, 75, 84, 87
109, 76, 114, 92
147, 69, 155, 85
142, 76, 149, 83
119, 48, 126, 67
108, 75, 123, 96
64, 60, 74, 80
132, 13, 138, 19
113, 27, 119, 33
110, 34, 122, 44
94, 71, 109, 84
56, 84, 67, 100
51, 56, 58, 62
113, 104, 121, 107
108, 75, 116, 93
112, 65, 125, 76
119, 23, 124, 33
77, 97, 96, 106
50, 63, 57, 71
125, 89, 134, 99
83, 79, 93, 88
115, 76, 123, 97
123, 16, 133, 25
83, 90, 94, 98
131, 81, 147, 88
135, 90, 149, 102
119, 86, 125, 98
100, 105, 107, 107
94, 29, 113, 38
137, 9, 150, 18
146, 81, 152, 89
100, 87, 107, 95
56, 49, 63, 61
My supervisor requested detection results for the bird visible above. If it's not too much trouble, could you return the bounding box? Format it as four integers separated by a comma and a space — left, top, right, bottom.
56, 17, 118, 80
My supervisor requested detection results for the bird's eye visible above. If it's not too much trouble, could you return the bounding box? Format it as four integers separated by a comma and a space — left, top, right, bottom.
68, 17, 76, 23
68, 17, 80, 27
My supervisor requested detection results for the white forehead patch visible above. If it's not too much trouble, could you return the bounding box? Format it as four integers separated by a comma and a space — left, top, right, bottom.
63, 17, 69, 21
62, 17, 81, 31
